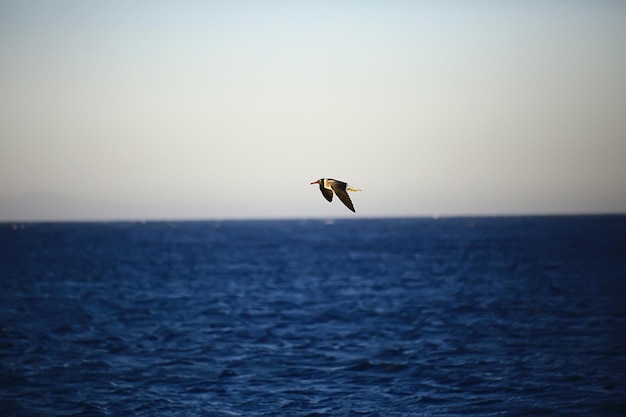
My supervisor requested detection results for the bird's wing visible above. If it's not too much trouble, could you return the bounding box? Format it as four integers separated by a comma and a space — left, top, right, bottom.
319, 184, 334, 202
330, 181, 355, 212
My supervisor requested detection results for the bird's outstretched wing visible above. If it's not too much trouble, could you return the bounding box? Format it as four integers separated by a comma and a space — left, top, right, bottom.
319, 184, 334, 202
330, 181, 355, 212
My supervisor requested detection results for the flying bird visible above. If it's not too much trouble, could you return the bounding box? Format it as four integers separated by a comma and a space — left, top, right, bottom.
310, 178, 362, 212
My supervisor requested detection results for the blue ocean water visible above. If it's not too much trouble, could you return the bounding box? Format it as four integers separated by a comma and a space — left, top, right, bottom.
1, 216, 625, 416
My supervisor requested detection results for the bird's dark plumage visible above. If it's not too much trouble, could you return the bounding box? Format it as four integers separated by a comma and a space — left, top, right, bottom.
310, 178, 360, 212
318, 183, 334, 203
330, 181, 354, 212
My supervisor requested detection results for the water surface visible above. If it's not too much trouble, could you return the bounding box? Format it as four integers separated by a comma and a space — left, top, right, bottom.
1, 216, 625, 416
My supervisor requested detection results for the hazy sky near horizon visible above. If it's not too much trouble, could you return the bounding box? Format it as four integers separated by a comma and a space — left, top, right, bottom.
1, 1, 625, 220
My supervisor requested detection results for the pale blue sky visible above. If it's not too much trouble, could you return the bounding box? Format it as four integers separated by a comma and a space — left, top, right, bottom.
1, 1, 625, 220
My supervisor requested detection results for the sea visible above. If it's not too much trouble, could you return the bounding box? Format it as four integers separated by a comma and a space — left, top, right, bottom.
1, 216, 625, 416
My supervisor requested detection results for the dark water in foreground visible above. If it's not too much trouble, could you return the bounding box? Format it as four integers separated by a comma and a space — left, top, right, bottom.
1, 216, 625, 416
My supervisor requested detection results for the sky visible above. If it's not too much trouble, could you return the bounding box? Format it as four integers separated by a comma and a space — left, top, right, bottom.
1, 1, 625, 221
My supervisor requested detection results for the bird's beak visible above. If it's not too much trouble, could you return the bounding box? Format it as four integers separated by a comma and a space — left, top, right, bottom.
310, 181, 318, 185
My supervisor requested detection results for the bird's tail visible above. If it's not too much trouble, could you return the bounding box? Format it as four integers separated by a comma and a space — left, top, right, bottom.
347, 186, 362, 192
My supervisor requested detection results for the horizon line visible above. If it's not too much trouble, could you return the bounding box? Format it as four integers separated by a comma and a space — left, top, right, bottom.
2, 211, 625, 225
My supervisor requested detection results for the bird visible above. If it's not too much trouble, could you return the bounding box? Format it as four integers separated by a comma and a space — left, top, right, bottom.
310, 178, 362, 212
